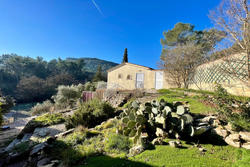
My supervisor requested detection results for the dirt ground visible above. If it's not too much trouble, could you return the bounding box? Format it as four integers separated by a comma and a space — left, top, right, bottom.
0, 110, 34, 150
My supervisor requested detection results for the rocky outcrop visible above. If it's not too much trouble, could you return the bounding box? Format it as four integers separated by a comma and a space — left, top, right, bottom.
30, 124, 66, 142
103, 90, 148, 107
225, 134, 241, 148
2, 119, 69, 166
103, 90, 133, 107
211, 123, 250, 149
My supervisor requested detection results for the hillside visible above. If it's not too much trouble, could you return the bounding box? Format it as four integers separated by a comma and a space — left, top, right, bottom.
66, 57, 118, 74
0, 54, 118, 103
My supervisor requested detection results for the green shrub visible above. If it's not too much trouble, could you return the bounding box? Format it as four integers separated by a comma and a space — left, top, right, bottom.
84, 82, 96, 91
0, 95, 14, 112
65, 99, 115, 129
12, 141, 30, 153
104, 133, 130, 154
48, 140, 84, 167
62, 130, 87, 146
214, 84, 250, 131
52, 84, 83, 108
61, 147, 83, 166
102, 119, 118, 129
31, 100, 54, 115
35, 113, 65, 126
96, 81, 107, 89
76, 135, 104, 157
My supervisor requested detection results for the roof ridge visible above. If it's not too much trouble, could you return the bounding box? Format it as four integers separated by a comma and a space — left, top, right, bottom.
107, 62, 154, 72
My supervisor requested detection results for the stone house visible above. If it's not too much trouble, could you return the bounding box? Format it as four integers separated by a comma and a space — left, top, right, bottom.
107, 62, 171, 90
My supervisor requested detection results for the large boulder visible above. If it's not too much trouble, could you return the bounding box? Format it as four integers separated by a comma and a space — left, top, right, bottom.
241, 142, 250, 149
5, 139, 21, 152
239, 132, 250, 142
211, 126, 229, 138
30, 124, 66, 142
30, 142, 47, 156
37, 157, 51, 167
225, 133, 241, 148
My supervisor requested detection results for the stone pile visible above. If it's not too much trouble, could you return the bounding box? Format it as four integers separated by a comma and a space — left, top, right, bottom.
213, 124, 250, 149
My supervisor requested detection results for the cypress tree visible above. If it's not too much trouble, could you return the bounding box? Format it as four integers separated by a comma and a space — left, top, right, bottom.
92, 65, 103, 82
122, 48, 128, 63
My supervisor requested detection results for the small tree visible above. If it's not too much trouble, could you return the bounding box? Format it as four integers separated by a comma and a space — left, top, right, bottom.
160, 42, 205, 88
92, 65, 104, 82
122, 48, 128, 63
160, 23, 224, 88
15, 76, 47, 102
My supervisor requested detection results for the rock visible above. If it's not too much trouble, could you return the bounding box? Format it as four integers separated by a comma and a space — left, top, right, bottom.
5, 139, 21, 152
241, 142, 250, 150
197, 115, 219, 126
18, 118, 40, 137
103, 90, 132, 107
224, 123, 233, 132
176, 140, 182, 147
228, 133, 240, 140
199, 147, 207, 152
225, 133, 241, 148
169, 141, 178, 148
21, 133, 32, 142
30, 143, 47, 156
211, 126, 229, 138
152, 137, 163, 145
129, 145, 144, 156
31, 124, 66, 142
239, 132, 250, 142
34, 128, 49, 137
40, 160, 59, 167
39, 163, 54, 167
37, 157, 51, 167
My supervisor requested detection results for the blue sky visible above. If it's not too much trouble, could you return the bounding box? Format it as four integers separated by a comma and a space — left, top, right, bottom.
0, 0, 220, 68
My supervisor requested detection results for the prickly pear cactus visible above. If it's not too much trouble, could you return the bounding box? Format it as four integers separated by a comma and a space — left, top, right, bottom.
117, 99, 211, 145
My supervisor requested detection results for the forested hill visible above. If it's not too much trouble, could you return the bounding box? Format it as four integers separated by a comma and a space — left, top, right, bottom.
0, 54, 118, 103
66, 57, 118, 73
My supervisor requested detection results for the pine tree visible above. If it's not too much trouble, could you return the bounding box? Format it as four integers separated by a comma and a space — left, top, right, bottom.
92, 65, 103, 82
122, 48, 128, 63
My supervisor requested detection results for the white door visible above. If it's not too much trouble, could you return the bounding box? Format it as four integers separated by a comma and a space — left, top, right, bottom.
136, 73, 144, 89
155, 71, 163, 89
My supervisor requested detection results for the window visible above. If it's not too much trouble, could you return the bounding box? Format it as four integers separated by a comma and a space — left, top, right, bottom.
118, 74, 122, 79
127, 75, 132, 80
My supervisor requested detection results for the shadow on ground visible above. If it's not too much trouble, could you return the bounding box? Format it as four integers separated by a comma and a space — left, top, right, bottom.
46, 140, 153, 167
192, 130, 228, 146
82, 155, 153, 167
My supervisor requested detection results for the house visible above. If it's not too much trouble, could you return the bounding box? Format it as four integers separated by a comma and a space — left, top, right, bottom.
107, 62, 171, 90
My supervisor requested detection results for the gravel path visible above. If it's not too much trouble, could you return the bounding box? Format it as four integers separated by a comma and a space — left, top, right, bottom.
0, 110, 34, 149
